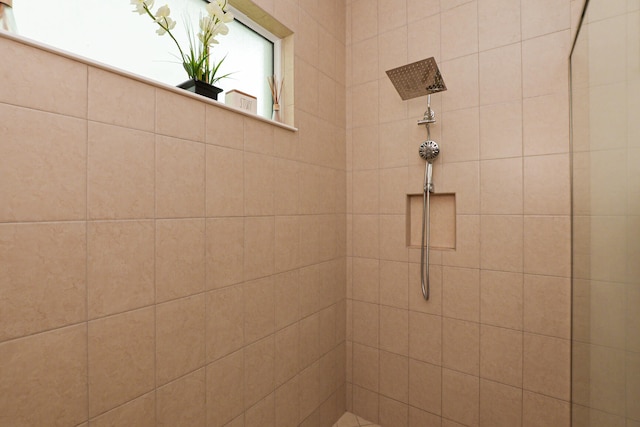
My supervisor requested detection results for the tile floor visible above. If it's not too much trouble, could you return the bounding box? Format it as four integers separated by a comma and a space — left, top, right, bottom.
333, 412, 379, 427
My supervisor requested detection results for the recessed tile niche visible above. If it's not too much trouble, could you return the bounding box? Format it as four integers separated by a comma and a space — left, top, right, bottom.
407, 193, 456, 250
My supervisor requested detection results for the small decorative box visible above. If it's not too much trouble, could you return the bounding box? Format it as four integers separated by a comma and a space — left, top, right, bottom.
225, 89, 257, 114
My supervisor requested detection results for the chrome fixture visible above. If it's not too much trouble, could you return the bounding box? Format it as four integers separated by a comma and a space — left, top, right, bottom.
386, 57, 447, 301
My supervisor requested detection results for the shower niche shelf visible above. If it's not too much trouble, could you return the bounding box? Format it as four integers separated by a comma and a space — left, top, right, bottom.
406, 193, 456, 250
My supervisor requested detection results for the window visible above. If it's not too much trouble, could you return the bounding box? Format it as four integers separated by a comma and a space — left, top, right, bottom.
12, 0, 281, 118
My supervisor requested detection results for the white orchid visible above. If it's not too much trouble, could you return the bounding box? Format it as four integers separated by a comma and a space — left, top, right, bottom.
130, 0, 154, 15
131, 0, 234, 85
154, 5, 175, 35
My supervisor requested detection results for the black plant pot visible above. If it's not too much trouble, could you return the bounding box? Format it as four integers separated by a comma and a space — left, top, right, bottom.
177, 79, 223, 100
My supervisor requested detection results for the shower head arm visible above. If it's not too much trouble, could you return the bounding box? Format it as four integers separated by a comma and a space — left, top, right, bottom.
417, 94, 436, 126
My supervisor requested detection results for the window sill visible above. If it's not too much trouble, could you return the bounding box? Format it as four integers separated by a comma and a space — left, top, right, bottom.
0, 31, 298, 132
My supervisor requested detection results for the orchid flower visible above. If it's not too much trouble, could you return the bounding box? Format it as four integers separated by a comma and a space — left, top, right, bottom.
132, 0, 234, 85
130, 0, 154, 15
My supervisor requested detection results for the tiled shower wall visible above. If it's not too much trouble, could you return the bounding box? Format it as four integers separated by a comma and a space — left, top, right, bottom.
0, 0, 347, 424
346, 0, 583, 425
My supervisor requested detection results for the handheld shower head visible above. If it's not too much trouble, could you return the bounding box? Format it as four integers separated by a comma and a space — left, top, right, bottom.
419, 140, 440, 163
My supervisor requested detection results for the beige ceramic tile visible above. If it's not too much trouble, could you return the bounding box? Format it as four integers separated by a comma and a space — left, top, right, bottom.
352, 257, 380, 304
351, 124, 379, 172
480, 157, 523, 215
276, 376, 299, 427
352, 301, 379, 348
275, 324, 299, 387
379, 351, 409, 403
408, 14, 441, 63
245, 336, 275, 409
245, 152, 275, 216
352, 170, 379, 214
206, 217, 244, 289
156, 136, 206, 218
0, 325, 87, 427
155, 218, 205, 303
479, 379, 522, 427
352, 215, 379, 259
205, 145, 244, 217
408, 311, 442, 366
442, 318, 480, 375
379, 306, 409, 355
274, 270, 300, 330
408, 406, 442, 427
0, 37, 87, 117
299, 265, 322, 320
245, 393, 275, 427
522, 93, 570, 155
523, 215, 571, 277
522, 31, 570, 99
379, 260, 409, 309
156, 295, 206, 386
87, 220, 154, 319
442, 2, 479, 60
88, 67, 155, 131
379, 396, 409, 427
442, 266, 480, 322
442, 55, 479, 113
442, 369, 479, 427
275, 158, 300, 216
156, 88, 205, 142
378, 121, 409, 169
480, 270, 523, 330
87, 122, 154, 220
243, 277, 275, 344
351, 0, 378, 42
275, 216, 301, 273
0, 223, 86, 342
0, 103, 86, 222
156, 369, 206, 427
299, 362, 321, 422
441, 161, 480, 214
351, 81, 380, 128
89, 392, 155, 427
523, 333, 570, 400
480, 102, 523, 160
377, 0, 407, 34
88, 308, 155, 416
205, 104, 244, 150
352, 37, 379, 85
352, 385, 379, 424
521, 0, 570, 40
407, 0, 440, 22
478, 0, 521, 51
294, 60, 319, 122
296, 10, 319, 69
379, 214, 409, 261
206, 285, 244, 362
206, 349, 244, 427
352, 343, 379, 392
479, 43, 522, 106
379, 167, 408, 215
480, 215, 523, 272
244, 217, 275, 280
480, 325, 523, 387
522, 391, 570, 427
441, 107, 480, 162
524, 154, 570, 215
523, 274, 570, 339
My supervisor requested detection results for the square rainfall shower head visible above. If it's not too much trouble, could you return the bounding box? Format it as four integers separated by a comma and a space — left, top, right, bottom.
386, 57, 447, 101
